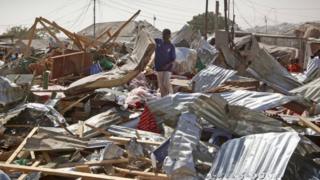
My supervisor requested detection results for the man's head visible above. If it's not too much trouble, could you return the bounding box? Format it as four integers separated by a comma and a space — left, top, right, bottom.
162, 29, 171, 42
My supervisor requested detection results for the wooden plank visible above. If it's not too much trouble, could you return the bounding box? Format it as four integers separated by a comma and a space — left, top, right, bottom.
24, 18, 38, 57
30, 151, 36, 160
38, 20, 64, 49
6, 127, 38, 164
0, 163, 133, 180
61, 94, 91, 115
85, 123, 112, 136
300, 117, 320, 133
113, 167, 168, 179
58, 158, 129, 168
50, 51, 85, 59
17, 160, 41, 180
101, 10, 141, 47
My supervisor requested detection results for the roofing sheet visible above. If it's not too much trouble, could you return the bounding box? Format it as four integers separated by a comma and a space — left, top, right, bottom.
206, 132, 300, 180
247, 38, 302, 94
163, 113, 201, 179
188, 94, 289, 136
148, 93, 288, 136
290, 77, 320, 103
219, 90, 298, 111
192, 65, 236, 92
66, 30, 155, 95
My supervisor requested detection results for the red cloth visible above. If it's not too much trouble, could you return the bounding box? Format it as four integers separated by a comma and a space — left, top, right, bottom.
137, 106, 160, 133
287, 63, 301, 72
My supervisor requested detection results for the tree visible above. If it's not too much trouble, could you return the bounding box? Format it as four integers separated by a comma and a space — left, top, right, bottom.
2, 25, 59, 39
2, 26, 30, 39
187, 12, 237, 36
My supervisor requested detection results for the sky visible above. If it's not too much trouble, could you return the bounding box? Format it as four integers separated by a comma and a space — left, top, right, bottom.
0, 0, 320, 35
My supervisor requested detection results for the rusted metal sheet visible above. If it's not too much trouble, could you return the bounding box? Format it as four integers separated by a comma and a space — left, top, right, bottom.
50, 51, 92, 79
66, 30, 155, 95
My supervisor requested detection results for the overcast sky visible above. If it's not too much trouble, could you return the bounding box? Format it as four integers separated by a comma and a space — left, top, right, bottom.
0, 0, 319, 34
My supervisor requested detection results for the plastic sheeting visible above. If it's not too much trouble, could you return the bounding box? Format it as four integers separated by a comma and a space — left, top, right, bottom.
173, 47, 197, 75
290, 77, 320, 103
172, 25, 218, 65
220, 90, 299, 111
191, 65, 236, 92
206, 132, 300, 180
163, 112, 201, 179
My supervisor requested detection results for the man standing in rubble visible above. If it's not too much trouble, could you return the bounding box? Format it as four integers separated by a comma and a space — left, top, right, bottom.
154, 29, 176, 97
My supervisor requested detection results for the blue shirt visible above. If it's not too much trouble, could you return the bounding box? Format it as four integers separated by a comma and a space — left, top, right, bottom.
154, 38, 176, 71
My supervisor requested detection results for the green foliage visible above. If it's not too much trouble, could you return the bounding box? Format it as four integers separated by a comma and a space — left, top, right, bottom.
187, 12, 235, 35
2, 26, 30, 39
2, 25, 59, 39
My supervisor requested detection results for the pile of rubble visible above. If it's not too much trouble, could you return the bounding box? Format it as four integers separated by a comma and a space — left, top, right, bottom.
0, 11, 319, 180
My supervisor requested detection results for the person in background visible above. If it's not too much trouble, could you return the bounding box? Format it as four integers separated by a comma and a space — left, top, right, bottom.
154, 29, 176, 97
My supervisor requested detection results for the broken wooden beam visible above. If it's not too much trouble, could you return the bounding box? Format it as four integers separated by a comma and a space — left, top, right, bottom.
57, 158, 129, 168
300, 117, 320, 133
6, 127, 39, 164
113, 167, 168, 179
0, 163, 133, 180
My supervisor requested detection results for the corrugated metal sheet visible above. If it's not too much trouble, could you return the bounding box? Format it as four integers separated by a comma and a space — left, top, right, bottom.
304, 56, 320, 83
67, 108, 126, 138
148, 93, 288, 136
0, 76, 25, 106
247, 38, 302, 94
66, 30, 155, 95
0, 103, 65, 126
192, 65, 236, 92
205, 132, 300, 180
219, 90, 299, 111
147, 93, 206, 125
163, 112, 201, 179
188, 94, 289, 136
290, 77, 320, 103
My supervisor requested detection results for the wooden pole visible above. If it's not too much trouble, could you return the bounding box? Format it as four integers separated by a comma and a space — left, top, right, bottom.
224, 0, 230, 43
113, 167, 168, 179
204, 0, 209, 40
300, 117, 320, 133
25, 18, 39, 57
214, 0, 220, 33
0, 163, 133, 180
38, 20, 64, 49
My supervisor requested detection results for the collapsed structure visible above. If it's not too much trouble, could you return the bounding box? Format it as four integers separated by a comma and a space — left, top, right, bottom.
0, 9, 319, 180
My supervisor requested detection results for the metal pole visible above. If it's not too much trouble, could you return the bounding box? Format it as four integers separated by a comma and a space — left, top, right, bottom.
265, 16, 268, 33
93, 0, 96, 38
205, 0, 209, 40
